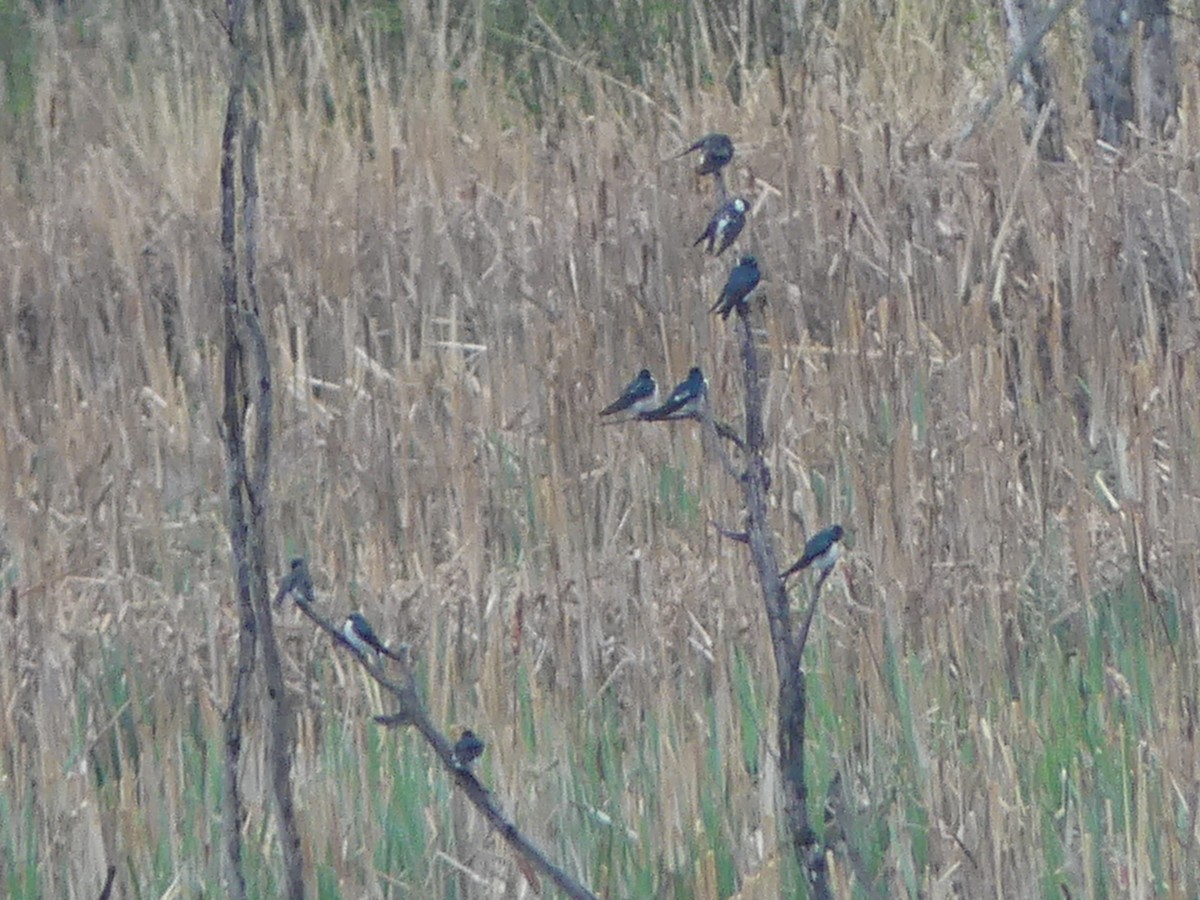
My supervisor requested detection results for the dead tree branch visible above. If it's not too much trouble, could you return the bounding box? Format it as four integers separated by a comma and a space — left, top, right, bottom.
240, 118, 305, 897
730, 307, 832, 897
288, 600, 598, 900
218, 3, 302, 895
218, 0, 252, 891
951, 0, 1075, 154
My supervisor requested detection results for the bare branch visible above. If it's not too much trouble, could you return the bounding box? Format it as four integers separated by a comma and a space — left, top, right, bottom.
794, 571, 828, 658
290, 601, 598, 900
218, 0, 252, 892
711, 418, 747, 452
727, 308, 831, 897
711, 522, 750, 544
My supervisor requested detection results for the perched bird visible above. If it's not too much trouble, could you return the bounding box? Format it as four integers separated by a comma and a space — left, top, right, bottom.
781, 525, 845, 580
273, 557, 315, 607
599, 368, 658, 418
640, 367, 707, 421
711, 254, 761, 320
453, 729, 486, 769
678, 132, 735, 176
695, 196, 748, 257
342, 612, 391, 660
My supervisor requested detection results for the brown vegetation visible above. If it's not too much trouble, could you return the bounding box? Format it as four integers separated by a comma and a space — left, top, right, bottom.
1, 0, 1198, 895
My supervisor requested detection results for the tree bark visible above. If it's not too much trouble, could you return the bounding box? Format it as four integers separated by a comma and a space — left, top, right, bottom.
1085, 0, 1135, 145
218, 5, 303, 896
730, 313, 832, 898
1136, 0, 1178, 139
1000, 0, 1065, 160
218, 7, 251, 891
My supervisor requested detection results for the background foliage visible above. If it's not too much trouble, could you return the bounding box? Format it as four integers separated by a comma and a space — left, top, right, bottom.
1, 0, 1198, 895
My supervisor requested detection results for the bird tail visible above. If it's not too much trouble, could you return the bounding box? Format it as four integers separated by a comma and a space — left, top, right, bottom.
780, 557, 809, 580
640, 404, 671, 421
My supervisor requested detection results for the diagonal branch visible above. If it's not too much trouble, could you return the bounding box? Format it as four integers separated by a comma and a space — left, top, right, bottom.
287, 600, 598, 900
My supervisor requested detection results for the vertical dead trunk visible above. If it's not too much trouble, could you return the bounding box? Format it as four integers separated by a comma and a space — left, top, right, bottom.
218, 5, 303, 896
729, 313, 833, 898
218, 9, 252, 892
1085, 0, 1178, 145
1136, 0, 1178, 139
1085, 0, 1135, 145
1000, 0, 1065, 160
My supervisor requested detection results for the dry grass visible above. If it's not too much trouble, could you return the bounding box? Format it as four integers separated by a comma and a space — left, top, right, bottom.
2, 0, 1199, 895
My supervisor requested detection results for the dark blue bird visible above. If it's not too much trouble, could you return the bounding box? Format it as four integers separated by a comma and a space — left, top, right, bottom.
273, 557, 316, 607
781, 525, 845, 580
711, 255, 761, 320
640, 367, 707, 420
343, 612, 392, 659
695, 196, 748, 257
599, 368, 658, 418
453, 729, 485, 769
679, 132, 735, 176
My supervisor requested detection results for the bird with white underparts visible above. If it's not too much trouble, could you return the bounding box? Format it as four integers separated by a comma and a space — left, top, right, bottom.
453, 728, 485, 770
599, 368, 658, 419
342, 611, 393, 661
695, 196, 748, 257
640, 367, 707, 421
273, 557, 316, 608
678, 132, 734, 176
711, 254, 761, 321
781, 525, 845, 581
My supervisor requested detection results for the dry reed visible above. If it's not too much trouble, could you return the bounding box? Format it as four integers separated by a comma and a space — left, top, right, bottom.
1, 0, 1198, 895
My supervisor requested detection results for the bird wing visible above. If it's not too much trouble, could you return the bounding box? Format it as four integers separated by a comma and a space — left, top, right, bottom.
601, 377, 653, 415
642, 386, 690, 420
599, 390, 635, 416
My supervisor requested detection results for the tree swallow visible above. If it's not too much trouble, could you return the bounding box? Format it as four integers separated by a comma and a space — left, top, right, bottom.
273, 557, 315, 607
453, 729, 485, 769
678, 132, 734, 176
695, 196, 748, 256
599, 368, 658, 418
781, 525, 845, 580
711, 254, 761, 320
342, 612, 391, 660
640, 366, 707, 420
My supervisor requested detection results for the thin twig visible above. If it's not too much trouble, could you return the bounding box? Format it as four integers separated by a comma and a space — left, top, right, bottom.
794, 570, 829, 658
711, 522, 750, 544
